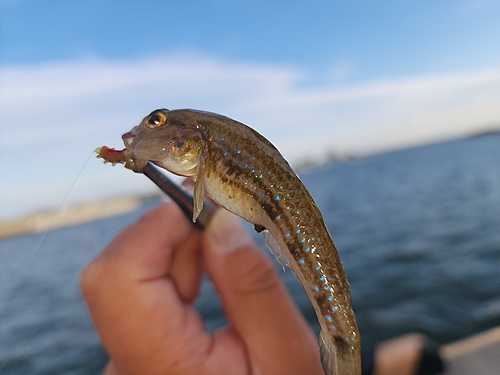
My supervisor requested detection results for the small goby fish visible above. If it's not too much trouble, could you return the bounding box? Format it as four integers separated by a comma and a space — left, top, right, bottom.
97, 109, 361, 375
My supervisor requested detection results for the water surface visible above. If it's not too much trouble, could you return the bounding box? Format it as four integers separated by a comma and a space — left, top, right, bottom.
1, 135, 499, 374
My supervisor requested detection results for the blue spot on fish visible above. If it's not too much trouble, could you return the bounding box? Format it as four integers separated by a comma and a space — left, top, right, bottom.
259, 173, 263, 179
316, 265, 321, 271
314, 286, 319, 292
276, 215, 281, 220
326, 315, 333, 322
299, 258, 305, 264
324, 285, 330, 291
237, 149, 241, 154
296, 229, 301, 234
301, 237, 306, 243
223, 151, 228, 156
244, 163, 248, 168
260, 193, 265, 198
285, 232, 290, 237
305, 247, 310, 252
320, 276, 325, 281
275, 195, 280, 201
328, 296, 333, 302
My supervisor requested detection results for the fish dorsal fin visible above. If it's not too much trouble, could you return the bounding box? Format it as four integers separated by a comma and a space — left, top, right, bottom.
263, 230, 291, 273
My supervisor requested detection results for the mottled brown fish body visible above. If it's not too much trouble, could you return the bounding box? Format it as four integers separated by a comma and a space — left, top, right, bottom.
111, 109, 361, 375
176, 110, 360, 372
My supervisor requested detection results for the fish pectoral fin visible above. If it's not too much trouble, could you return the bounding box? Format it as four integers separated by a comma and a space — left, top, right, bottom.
193, 146, 206, 222
263, 230, 291, 273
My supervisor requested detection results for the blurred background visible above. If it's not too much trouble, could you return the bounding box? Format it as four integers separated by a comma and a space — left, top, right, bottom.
1, 1, 499, 374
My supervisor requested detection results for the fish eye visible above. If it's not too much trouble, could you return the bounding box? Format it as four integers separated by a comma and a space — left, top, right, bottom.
146, 112, 166, 129
149, 115, 161, 126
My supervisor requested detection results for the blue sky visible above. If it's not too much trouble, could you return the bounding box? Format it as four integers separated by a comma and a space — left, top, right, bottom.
1, 0, 500, 219
3, 1, 500, 78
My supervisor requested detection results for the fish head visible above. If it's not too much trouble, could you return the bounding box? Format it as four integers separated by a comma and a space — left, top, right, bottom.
122, 109, 205, 176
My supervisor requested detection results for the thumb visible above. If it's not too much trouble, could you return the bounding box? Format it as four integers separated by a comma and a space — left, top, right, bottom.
203, 209, 321, 371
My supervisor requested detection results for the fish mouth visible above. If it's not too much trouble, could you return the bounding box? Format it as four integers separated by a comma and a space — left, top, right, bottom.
122, 131, 136, 147
96, 132, 136, 166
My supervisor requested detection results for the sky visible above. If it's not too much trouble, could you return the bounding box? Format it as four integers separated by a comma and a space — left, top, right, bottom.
1, 0, 500, 220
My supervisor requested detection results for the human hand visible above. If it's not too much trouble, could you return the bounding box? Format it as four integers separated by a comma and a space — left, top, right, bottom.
80, 201, 324, 375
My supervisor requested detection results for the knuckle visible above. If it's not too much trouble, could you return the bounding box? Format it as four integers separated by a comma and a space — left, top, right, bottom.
79, 258, 106, 297
136, 208, 159, 225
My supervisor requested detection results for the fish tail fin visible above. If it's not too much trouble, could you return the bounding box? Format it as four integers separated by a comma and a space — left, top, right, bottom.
319, 330, 361, 375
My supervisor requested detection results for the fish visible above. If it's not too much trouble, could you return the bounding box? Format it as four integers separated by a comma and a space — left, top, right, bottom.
97, 108, 361, 375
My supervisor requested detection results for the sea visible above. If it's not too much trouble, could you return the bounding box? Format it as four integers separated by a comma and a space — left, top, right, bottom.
1, 135, 499, 374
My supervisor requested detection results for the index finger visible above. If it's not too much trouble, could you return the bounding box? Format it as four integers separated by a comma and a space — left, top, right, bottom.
80, 202, 206, 373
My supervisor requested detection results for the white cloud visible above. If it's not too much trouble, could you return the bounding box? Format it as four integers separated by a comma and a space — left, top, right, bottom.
1, 53, 499, 218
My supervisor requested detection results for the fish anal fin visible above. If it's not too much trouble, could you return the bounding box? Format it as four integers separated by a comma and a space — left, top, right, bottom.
263, 230, 292, 273
254, 224, 266, 233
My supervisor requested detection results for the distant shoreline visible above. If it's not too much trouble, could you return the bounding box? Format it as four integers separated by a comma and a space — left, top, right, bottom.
296, 128, 500, 173
2, 130, 498, 239
0, 197, 143, 239
466, 129, 500, 139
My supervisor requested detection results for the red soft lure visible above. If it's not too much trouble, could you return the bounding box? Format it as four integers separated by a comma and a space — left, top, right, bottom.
95, 146, 127, 165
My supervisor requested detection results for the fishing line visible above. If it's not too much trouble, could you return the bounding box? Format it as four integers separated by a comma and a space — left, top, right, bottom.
0, 150, 95, 307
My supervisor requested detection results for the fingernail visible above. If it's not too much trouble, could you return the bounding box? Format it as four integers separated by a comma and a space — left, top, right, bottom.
207, 209, 254, 253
